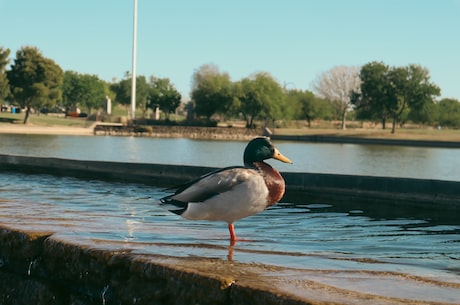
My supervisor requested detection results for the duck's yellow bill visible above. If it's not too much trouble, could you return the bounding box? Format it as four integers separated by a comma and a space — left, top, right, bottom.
273, 148, 293, 164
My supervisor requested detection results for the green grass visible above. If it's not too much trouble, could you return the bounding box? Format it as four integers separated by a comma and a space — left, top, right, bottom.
2, 111, 459, 142
274, 127, 460, 141
0, 112, 90, 127
273, 119, 460, 141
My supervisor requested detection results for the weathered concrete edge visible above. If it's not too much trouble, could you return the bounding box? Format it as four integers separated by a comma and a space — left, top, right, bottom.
1, 228, 452, 305
0, 154, 459, 209
0, 226, 311, 305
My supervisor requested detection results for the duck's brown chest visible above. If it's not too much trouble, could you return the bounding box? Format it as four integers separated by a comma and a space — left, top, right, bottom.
254, 162, 286, 206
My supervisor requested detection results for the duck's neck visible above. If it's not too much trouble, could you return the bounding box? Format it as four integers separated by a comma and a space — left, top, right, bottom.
253, 161, 286, 206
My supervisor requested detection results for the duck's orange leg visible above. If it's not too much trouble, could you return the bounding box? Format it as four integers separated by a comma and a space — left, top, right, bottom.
228, 223, 237, 245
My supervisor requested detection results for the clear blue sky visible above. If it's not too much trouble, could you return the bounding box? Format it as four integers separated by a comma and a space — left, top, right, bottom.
1, 0, 459, 100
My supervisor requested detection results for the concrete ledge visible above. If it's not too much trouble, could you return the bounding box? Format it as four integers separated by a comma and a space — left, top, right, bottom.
4, 226, 456, 305
0, 154, 213, 187
1, 154, 459, 209
283, 172, 460, 211
0, 227, 311, 305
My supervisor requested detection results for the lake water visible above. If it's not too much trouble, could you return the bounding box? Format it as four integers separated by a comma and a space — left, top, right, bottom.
0, 172, 459, 303
1, 134, 460, 302
0, 134, 459, 181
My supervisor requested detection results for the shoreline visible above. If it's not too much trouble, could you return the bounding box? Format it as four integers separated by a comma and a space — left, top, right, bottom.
1, 123, 459, 148
0, 123, 94, 136
270, 133, 460, 148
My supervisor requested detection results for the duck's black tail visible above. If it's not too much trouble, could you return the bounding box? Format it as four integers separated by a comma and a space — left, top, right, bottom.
159, 195, 188, 216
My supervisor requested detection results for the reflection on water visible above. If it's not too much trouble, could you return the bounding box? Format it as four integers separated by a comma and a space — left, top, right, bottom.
0, 134, 459, 181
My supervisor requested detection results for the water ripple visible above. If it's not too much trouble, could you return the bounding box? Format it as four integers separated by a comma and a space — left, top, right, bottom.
0, 171, 459, 286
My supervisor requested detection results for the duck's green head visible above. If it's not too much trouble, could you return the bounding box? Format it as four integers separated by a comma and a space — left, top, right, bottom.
243, 137, 292, 166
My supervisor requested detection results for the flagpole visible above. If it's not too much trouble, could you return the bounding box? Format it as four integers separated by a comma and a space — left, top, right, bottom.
130, 0, 138, 120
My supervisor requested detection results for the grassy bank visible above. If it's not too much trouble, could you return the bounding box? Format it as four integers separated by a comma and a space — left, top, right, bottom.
274, 127, 460, 142
1, 111, 459, 142
0, 112, 90, 128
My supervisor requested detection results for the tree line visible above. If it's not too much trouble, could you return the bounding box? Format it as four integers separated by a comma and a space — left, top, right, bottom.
0, 46, 182, 124
1, 46, 460, 131
191, 63, 460, 132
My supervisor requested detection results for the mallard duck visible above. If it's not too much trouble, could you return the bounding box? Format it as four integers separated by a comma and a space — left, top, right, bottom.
160, 137, 292, 243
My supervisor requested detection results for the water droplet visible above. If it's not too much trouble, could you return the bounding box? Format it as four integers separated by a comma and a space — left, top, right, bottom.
101, 284, 109, 305
27, 259, 36, 276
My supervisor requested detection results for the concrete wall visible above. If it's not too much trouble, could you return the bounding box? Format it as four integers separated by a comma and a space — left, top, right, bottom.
1, 154, 459, 209
94, 125, 260, 140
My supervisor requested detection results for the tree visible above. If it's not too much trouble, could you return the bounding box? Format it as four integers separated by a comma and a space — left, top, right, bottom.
386, 64, 440, 133
134, 76, 150, 118
79, 74, 106, 114
111, 77, 131, 107
62, 70, 79, 113
283, 89, 303, 121
236, 72, 284, 128
191, 64, 236, 120
437, 98, 460, 128
62, 71, 106, 115
353, 61, 391, 126
313, 66, 361, 130
286, 89, 330, 127
148, 76, 181, 120
0, 47, 10, 102
7, 46, 63, 124
404, 64, 440, 126
111, 74, 149, 117
356, 62, 440, 133
407, 100, 437, 126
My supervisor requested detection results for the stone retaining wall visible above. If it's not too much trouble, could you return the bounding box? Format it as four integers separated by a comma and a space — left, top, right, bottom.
94, 125, 260, 140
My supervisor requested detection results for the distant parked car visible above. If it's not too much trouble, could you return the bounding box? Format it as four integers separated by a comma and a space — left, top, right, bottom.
67, 111, 88, 118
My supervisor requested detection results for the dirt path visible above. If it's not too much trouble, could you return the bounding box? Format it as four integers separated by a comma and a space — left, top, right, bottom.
0, 123, 94, 136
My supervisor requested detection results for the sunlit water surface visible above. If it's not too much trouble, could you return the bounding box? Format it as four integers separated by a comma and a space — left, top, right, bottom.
1, 173, 458, 281
1, 134, 459, 180
1, 135, 460, 302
